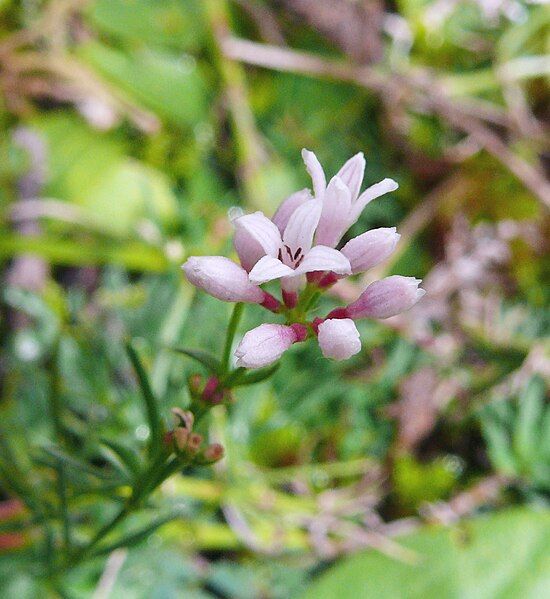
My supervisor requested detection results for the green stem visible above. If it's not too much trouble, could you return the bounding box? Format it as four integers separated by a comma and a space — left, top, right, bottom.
222, 302, 244, 373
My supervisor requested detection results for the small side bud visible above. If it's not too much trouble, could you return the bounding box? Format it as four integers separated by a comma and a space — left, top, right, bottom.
173, 427, 189, 451
187, 374, 203, 396
202, 443, 225, 464
187, 433, 203, 453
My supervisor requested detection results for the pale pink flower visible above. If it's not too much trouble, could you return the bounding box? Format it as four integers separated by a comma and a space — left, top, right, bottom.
233, 199, 351, 293
317, 318, 361, 360
235, 323, 307, 368
302, 149, 398, 248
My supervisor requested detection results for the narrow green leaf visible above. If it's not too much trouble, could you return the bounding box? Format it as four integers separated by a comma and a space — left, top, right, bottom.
125, 342, 163, 457
100, 439, 142, 476
91, 511, 184, 557
169, 346, 222, 375
228, 363, 279, 387
39, 446, 119, 481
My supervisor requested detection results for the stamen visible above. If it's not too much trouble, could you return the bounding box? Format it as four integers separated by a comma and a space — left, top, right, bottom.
277, 248, 283, 261
284, 245, 293, 258
293, 247, 302, 260
295, 255, 304, 267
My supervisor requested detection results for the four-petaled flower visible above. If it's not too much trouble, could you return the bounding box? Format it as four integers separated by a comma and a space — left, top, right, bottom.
182, 149, 425, 368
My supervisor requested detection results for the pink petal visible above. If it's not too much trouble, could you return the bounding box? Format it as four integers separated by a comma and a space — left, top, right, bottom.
233, 211, 282, 258
233, 226, 266, 272
182, 256, 264, 303
340, 227, 400, 274
294, 245, 351, 276
335, 152, 365, 201
248, 255, 295, 285
272, 189, 312, 234
282, 199, 323, 254
235, 324, 297, 368
317, 318, 361, 360
346, 276, 425, 319
315, 176, 352, 248
348, 178, 399, 225
302, 149, 326, 198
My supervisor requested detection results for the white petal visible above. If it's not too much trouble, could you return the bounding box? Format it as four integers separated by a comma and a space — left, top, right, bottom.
233, 211, 282, 257
341, 227, 400, 274
346, 276, 425, 319
302, 148, 326, 198
248, 255, 295, 285
272, 189, 312, 234
317, 318, 361, 361
294, 245, 351, 276
182, 256, 264, 303
335, 152, 365, 201
235, 324, 297, 368
315, 176, 352, 248
348, 178, 398, 225
282, 199, 323, 254
281, 273, 306, 294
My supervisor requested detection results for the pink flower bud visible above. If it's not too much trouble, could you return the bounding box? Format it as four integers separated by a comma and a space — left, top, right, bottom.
346, 276, 425, 319
173, 427, 189, 451
341, 227, 400, 274
235, 323, 302, 368
182, 256, 264, 303
203, 443, 224, 463
317, 318, 361, 360
187, 433, 203, 452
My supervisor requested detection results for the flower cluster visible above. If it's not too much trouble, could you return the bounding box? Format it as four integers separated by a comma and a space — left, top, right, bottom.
183, 150, 424, 368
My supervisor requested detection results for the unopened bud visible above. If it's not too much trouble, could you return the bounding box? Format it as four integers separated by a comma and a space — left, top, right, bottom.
202, 377, 219, 402
188, 374, 203, 396
203, 443, 224, 463
187, 432, 203, 453
173, 427, 189, 450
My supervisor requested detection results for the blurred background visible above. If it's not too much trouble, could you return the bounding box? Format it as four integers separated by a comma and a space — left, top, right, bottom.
0, 0, 549, 597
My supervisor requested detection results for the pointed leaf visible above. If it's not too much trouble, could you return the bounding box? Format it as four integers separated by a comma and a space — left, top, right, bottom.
169, 347, 222, 375
125, 342, 163, 457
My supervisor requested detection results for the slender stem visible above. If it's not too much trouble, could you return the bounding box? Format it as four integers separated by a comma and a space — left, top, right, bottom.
222, 302, 244, 373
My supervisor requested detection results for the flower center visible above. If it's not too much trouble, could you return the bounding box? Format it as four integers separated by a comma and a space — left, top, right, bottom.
278, 245, 304, 269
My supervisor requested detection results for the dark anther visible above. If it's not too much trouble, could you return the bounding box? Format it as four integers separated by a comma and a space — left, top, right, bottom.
277, 248, 283, 261
295, 255, 304, 267
284, 245, 293, 258
293, 247, 302, 260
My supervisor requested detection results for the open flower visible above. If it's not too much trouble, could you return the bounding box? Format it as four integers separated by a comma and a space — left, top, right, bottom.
302, 149, 399, 249
233, 198, 351, 293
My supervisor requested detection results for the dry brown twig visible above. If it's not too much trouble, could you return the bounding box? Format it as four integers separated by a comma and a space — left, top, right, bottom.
222, 37, 550, 209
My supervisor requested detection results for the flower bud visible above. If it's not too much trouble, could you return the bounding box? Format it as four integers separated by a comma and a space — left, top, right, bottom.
235, 323, 302, 369
202, 443, 225, 463
346, 276, 425, 319
173, 427, 189, 451
317, 318, 361, 360
182, 256, 264, 303
187, 433, 203, 453
341, 228, 400, 274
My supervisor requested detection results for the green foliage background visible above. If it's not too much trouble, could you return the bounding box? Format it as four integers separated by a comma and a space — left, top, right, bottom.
0, 0, 548, 597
